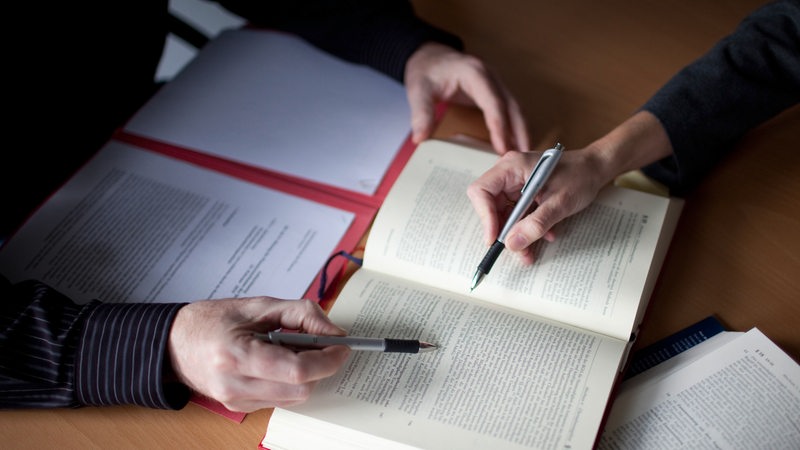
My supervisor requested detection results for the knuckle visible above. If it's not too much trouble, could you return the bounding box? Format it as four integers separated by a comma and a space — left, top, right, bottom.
296, 298, 320, 314
208, 348, 236, 372
460, 54, 487, 73
274, 381, 314, 408
285, 362, 312, 385
466, 182, 483, 198
293, 383, 314, 401
526, 217, 549, 238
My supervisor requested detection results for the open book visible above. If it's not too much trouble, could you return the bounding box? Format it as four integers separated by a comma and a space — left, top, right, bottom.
260, 139, 685, 450
599, 327, 800, 449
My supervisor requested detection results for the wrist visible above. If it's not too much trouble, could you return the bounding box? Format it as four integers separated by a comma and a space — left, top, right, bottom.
586, 110, 673, 183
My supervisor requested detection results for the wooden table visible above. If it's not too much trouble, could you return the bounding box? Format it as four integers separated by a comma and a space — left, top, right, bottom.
3, 1, 797, 448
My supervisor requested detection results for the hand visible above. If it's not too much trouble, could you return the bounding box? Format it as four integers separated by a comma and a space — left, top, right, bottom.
466, 111, 673, 264
168, 296, 351, 412
467, 149, 607, 265
404, 42, 530, 154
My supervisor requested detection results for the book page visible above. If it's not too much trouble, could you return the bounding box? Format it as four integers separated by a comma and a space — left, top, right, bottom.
263, 269, 627, 450
124, 28, 411, 196
0, 140, 354, 303
620, 331, 743, 394
364, 140, 683, 340
599, 328, 800, 449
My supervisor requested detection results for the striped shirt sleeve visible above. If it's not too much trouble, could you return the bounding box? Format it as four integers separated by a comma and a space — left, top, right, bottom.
1, 275, 190, 409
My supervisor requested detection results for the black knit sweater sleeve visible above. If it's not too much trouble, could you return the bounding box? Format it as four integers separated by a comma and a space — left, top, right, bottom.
641, 0, 800, 196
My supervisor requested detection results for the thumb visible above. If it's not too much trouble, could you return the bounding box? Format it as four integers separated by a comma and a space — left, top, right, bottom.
505, 200, 561, 251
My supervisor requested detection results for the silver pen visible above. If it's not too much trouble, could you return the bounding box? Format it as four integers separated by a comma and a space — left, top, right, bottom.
255, 331, 438, 353
470, 142, 564, 291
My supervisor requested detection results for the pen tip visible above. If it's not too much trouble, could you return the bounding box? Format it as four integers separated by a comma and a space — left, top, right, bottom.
419, 342, 438, 352
470, 271, 482, 292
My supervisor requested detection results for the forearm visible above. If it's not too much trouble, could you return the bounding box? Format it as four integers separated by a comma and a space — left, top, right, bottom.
582, 110, 674, 188
0, 276, 189, 410
642, 0, 800, 195
76, 302, 190, 409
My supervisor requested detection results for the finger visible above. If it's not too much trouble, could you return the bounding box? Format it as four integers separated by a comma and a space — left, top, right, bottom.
262, 299, 347, 336
451, 65, 520, 154
245, 338, 351, 382
505, 193, 566, 252
504, 93, 531, 152
484, 110, 512, 155
460, 77, 512, 154
515, 221, 557, 265
467, 152, 535, 245
213, 374, 320, 412
406, 81, 436, 144
466, 176, 503, 246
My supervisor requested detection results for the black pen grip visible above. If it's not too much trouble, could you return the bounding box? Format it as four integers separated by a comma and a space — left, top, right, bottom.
384, 339, 422, 353
477, 240, 505, 275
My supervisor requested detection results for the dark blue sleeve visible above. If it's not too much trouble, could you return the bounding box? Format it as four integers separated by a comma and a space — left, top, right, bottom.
641, 0, 800, 196
215, 0, 463, 82
0, 275, 190, 410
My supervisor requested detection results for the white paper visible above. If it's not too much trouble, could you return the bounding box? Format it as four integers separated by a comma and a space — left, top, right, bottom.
0, 141, 354, 303
599, 328, 800, 449
125, 27, 411, 196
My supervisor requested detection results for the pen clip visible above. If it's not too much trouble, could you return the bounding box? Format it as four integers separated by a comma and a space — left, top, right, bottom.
521, 143, 563, 193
